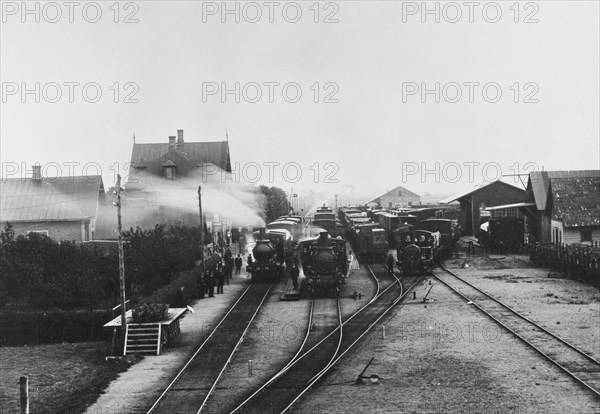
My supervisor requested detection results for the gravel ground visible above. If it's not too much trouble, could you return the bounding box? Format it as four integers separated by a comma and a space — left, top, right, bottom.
293, 253, 600, 414
445, 254, 600, 360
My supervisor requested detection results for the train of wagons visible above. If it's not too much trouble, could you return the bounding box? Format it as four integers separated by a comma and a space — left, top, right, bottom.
339, 205, 461, 275
247, 211, 349, 295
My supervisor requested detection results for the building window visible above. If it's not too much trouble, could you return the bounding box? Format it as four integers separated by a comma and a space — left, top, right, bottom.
165, 166, 176, 180
408, 201, 412, 207
580, 229, 592, 242
398, 191, 402, 197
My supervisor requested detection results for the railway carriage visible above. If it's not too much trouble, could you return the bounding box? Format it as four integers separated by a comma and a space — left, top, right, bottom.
313, 206, 337, 237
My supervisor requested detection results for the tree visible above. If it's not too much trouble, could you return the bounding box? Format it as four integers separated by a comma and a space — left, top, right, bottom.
259, 186, 291, 223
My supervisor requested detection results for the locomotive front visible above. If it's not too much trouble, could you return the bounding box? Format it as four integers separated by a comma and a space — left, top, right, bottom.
302, 232, 348, 296
248, 229, 280, 282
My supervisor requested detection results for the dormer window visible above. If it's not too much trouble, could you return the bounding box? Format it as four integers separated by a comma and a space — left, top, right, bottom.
163, 160, 177, 180
165, 167, 175, 179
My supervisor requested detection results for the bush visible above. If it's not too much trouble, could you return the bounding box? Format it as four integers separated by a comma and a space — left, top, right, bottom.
132, 303, 169, 323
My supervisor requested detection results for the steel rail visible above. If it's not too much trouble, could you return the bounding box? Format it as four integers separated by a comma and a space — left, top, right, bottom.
281, 265, 421, 413
433, 265, 600, 400
197, 285, 272, 413
147, 283, 255, 413
229, 260, 384, 414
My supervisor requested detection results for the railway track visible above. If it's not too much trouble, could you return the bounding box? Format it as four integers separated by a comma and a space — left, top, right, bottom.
432, 265, 600, 400
146, 283, 272, 414
280, 265, 422, 412
230, 263, 421, 414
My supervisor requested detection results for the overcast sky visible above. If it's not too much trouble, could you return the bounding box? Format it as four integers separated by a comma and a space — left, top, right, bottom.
1, 1, 598, 202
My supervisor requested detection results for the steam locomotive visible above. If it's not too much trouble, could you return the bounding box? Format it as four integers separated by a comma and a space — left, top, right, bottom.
299, 231, 349, 296
394, 218, 459, 275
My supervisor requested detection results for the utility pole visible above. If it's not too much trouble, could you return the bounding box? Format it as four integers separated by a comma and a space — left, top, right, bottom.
115, 175, 127, 336
198, 186, 205, 274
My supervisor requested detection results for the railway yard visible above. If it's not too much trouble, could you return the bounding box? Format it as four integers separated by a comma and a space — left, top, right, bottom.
74, 240, 599, 414
2, 208, 600, 414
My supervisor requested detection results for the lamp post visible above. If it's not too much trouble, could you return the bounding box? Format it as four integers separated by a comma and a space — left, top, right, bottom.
115, 175, 127, 338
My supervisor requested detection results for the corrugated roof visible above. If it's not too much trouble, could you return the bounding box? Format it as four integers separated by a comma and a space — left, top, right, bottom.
0, 176, 104, 222
551, 176, 600, 227
529, 170, 600, 211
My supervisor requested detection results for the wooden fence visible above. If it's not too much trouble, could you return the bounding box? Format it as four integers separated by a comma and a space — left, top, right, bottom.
523, 243, 600, 287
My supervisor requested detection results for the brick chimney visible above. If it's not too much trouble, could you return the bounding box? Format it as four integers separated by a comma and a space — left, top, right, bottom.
177, 129, 184, 151
32, 165, 42, 182
168, 136, 176, 150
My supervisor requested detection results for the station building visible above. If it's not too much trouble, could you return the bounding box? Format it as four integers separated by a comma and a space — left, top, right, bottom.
94, 129, 233, 239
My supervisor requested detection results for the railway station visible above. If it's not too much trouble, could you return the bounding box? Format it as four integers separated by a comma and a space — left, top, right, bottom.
1, 2, 599, 413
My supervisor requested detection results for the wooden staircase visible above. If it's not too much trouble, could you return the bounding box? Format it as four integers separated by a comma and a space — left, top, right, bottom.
123, 324, 162, 356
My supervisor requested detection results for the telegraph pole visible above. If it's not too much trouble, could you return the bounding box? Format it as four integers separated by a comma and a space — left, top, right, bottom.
115, 175, 127, 335
198, 186, 205, 274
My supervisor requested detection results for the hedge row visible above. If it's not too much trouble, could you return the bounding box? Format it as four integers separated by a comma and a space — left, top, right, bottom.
1, 255, 222, 347
138, 254, 221, 306
0, 309, 113, 346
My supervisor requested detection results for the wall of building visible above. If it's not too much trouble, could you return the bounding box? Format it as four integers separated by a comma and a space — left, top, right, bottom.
461, 183, 526, 235
1, 221, 89, 242
563, 226, 600, 246
379, 193, 420, 209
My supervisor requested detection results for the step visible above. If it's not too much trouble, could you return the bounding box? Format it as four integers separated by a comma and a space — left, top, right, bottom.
124, 323, 162, 356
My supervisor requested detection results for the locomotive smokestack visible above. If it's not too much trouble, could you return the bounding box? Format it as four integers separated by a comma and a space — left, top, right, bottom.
259, 228, 266, 239
319, 231, 329, 241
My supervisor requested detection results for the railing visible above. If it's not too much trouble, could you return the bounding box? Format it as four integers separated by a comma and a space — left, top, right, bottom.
523, 243, 600, 286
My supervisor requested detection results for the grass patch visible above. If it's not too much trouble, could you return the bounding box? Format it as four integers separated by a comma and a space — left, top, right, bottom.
0, 341, 129, 413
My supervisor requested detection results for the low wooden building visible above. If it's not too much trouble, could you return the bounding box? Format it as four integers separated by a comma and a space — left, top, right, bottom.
0, 166, 105, 241
486, 170, 600, 245
440, 180, 527, 235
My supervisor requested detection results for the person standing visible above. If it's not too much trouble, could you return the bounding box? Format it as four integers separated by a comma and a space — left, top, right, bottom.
247, 254, 254, 277
216, 265, 224, 294
207, 270, 215, 297
197, 273, 205, 299
290, 264, 300, 290
223, 259, 233, 285
235, 254, 243, 275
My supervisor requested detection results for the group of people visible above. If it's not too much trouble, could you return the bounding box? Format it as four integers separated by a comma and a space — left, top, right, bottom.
197, 249, 245, 298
